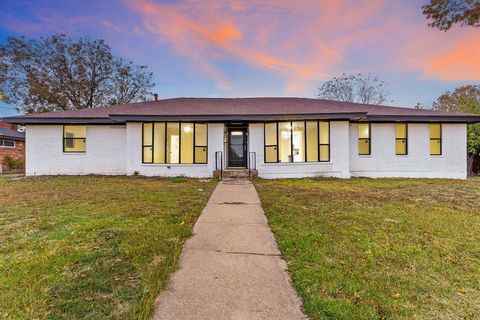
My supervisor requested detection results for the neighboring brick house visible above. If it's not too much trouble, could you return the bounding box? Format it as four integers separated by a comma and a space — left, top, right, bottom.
0, 120, 25, 173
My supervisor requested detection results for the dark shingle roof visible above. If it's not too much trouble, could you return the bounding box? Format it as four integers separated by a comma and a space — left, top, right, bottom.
4, 97, 480, 124
0, 127, 25, 140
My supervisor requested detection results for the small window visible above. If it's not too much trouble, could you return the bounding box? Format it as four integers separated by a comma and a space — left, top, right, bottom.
166, 123, 180, 164
181, 123, 194, 164
194, 123, 208, 164
358, 123, 371, 155
319, 121, 330, 161
395, 123, 408, 155
430, 123, 442, 155
0, 140, 15, 148
306, 121, 318, 162
63, 125, 86, 153
278, 122, 292, 162
292, 121, 305, 162
264, 123, 278, 163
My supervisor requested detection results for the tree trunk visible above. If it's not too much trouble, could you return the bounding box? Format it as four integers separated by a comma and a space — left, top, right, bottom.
468, 153, 480, 176
467, 154, 473, 176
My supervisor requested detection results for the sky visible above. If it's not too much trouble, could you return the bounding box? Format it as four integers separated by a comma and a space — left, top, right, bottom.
0, 0, 479, 117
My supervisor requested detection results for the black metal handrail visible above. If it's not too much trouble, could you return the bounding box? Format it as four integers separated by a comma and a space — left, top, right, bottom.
215, 151, 223, 180
248, 151, 256, 179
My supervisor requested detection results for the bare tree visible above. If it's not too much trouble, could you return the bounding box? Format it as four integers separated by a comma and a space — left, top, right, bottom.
423, 0, 480, 31
0, 35, 155, 113
317, 73, 391, 105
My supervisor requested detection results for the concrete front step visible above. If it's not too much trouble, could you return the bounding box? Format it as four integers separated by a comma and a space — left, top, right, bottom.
213, 169, 258, 180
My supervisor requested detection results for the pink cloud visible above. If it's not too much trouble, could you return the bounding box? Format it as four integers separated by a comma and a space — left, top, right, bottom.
414, 32, 480, 81
126, 0, 389, 93
3, 0, 479, 96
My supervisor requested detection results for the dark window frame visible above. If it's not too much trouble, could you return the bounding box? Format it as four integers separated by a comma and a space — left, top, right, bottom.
430, 123, 442, 156
142, 122, 208, 164
63, 125, 86, 153
395, 122, 408, 155
358, 122, 371, 155
318, 121, 330, 162
264, 120, 331, 164
264, 122, 278, 163
194, 123, 208, 164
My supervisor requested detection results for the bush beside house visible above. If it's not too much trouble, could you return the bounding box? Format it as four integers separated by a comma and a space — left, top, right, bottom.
0, 121, 25, 173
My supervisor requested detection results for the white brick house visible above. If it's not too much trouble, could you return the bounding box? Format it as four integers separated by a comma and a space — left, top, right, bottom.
5, 97, 480, 179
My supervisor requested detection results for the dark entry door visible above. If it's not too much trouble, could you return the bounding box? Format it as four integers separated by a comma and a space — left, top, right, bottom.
228, 127, 247, 167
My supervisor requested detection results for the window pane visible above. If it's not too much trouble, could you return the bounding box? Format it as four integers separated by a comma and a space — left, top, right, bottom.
265, 123, 277, 145
64, 138, 86, 152
430, 140, 441, 155
167, 123, 180, 164
153, 122, 165, 163
359, 139, 370, 155
306, 121, 318, 161
64, 125, 86, 138
143, 123, 153, 145
396, 139, 407, 155
320, 145, 330, 161
4, 140, 15, 147
430, 123, 441, 139
278, 122, 292, 162
195, 146, 207, 163
396, 123, 407, 139
319, 121, 329, 144
292, 121, 305, 162
143, 146, 153, 163
181, 123, 194, 164
195, 123, 207, 146
358, 123, 369, 139
265, 146, 277, 163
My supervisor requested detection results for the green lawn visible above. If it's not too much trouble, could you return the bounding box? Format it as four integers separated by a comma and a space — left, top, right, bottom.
255, 178, 480, 320
0, 175, 216, 319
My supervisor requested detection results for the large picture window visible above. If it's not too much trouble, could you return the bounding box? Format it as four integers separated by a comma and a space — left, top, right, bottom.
63, 125, 86, 153
430, 123, 442, 155
358, 123, 371, 155
395, 123, 408, 155
142, 122, 208, 164
264, 121, 330, 163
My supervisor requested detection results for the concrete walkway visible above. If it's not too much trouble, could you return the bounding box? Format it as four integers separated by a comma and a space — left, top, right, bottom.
152, 180, 306, 320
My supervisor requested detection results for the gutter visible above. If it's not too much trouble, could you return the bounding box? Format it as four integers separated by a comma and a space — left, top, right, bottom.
108, 112, 367, 122
4, 112, 480, 125
364, 115, 480, 123
2, 116, 121, 125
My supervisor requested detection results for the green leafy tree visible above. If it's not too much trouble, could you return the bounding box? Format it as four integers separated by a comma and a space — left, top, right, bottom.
431, 85, 480, 173
0, 34, 155, 113
423, 0, 480, 31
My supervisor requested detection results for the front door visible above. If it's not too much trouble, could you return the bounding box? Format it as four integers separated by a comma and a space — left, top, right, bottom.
228, 127, 247, 167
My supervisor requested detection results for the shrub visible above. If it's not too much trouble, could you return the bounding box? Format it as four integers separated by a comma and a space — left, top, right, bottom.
3, 156, 23, 170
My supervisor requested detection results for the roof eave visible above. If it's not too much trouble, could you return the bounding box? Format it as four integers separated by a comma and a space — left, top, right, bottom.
2, 116, 119, 125
0, 135, 25, 141
109, 112, 367, 122
5, 113, 480, 124
365, 115, 480, 123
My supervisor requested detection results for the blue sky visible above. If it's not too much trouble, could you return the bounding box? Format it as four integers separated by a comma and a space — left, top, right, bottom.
1, 0, 479, 117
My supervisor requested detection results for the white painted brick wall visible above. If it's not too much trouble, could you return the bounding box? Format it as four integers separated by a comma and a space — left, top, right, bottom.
25, 124, 126, 176
349, 123, 467, 179
25, 122, 467, 179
